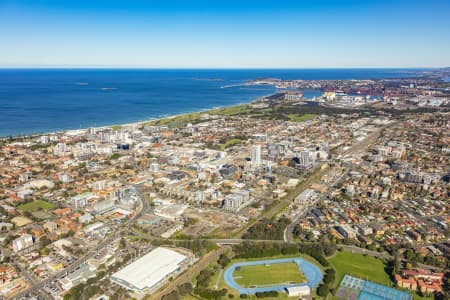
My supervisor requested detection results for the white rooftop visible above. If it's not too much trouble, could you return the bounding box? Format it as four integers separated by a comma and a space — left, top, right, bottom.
286, 286, 310, 292
111, 247, 187, 291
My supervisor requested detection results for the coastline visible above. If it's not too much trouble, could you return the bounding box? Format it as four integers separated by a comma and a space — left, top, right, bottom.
1, 68, 433, 140
0, 98, 263, 141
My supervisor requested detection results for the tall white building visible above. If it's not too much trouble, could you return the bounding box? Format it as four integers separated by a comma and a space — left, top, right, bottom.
195, 190, 205, 202
71, 192, 94, 209
88, 127, 97, 135
251, 144, 262, 168
149, 163, 160, 173
13, 234, 34, 253
92, 180, 107, 191
223, 190, 250, 212
39, 135, 50, 144
53, 143, 69, 156
72, 197, 87, 209
58, 173, 72, 183
298, 150, 313, 170
19, 172, 32, 183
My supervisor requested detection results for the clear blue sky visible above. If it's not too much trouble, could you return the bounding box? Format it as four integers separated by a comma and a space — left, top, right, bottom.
1, 0, 449, 68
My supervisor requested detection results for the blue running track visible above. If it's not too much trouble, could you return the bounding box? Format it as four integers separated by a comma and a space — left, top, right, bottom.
223, 257, 323, 294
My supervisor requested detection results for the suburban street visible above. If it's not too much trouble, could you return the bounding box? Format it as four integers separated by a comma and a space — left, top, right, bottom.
11, 232, 120, 300
9, 194, 146, 300
283, 124, 387, 243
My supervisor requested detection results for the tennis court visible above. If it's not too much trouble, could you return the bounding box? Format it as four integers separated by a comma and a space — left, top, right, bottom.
336, 275, 412, 300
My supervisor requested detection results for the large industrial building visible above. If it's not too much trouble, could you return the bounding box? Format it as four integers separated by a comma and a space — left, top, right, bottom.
110, 247, 190, 293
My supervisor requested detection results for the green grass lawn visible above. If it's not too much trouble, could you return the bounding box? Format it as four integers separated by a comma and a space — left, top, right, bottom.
146, 112, 202, 127
145, 104, 252, 128
210, 268, 289, 300
288, 113, 317, 122
412, 292, 434, 300
211, 104, 252, 116
220, 138, 242, 150
233, 262, 306, 288
18, 200, 56, 212
181, 294, 202, 300
330, 251, 391, 288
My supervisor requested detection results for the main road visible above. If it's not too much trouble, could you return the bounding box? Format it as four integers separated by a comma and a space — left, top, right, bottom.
10, 122, 401, 299
283, 124, 387, 243
12, 194, 144, 300
12, 232, 120, 300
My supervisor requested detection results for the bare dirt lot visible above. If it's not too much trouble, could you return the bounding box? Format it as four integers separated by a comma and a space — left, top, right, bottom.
181, 207, 245, 238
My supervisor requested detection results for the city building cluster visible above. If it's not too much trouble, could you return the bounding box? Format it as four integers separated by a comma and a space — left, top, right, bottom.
0, 76, 448, 299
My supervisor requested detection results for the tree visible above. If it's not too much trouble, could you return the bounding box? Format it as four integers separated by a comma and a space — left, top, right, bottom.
177, 282, 193, 296
63, 287, 81, 300
298, 242, 329, 267
218, 254, 230, 268
39, 236, 51, 248
196, 269, 214, 288
40, 247, 49, 256
317, 284, 329, 297
161, 290, 179, 300
321, 237, 337, 257
393, 250, 400, 275
316, 268, 335, 297
120, 237, 126, 249
242, 218, 291, 240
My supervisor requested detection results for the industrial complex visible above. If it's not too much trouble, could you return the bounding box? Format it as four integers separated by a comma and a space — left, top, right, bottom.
110, 247, 192, 293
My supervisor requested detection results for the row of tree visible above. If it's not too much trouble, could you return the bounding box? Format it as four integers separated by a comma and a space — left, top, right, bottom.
151, 238, 218, 256
240, 291, 279, 298
298, 242, 332, 267
316, 268, 336, 297
233, 241, 298, 259
194, 287, 228, 300
193, 261, 229, 299
160, 283, 194, 300
242, 217, 291, 240
160, 252, 234, 300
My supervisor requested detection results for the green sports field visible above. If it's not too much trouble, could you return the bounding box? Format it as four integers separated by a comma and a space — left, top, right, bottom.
330, 251, 391, 287
233, 262, 306, 288
288, 114, 317, 122
18, 200, 56, 212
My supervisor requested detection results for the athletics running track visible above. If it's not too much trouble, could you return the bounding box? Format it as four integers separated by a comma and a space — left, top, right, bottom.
223, 257, 323, 294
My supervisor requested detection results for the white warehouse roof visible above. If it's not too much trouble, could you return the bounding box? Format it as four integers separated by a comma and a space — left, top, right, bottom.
286, 285, 311, 296
111, 247, 187, 291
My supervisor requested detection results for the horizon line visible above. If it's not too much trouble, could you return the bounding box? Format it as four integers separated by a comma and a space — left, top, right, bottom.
0, 65, 447, 70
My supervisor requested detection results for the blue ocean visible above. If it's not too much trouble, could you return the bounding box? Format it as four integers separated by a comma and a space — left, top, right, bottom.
0, 69, 420, 137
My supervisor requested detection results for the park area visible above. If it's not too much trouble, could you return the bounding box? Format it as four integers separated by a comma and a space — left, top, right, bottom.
329, 250, 391, 287
18, 200, 56, 212
288, 113, 317, 122
234, 261, 306, 288
330, 251, 433, 300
